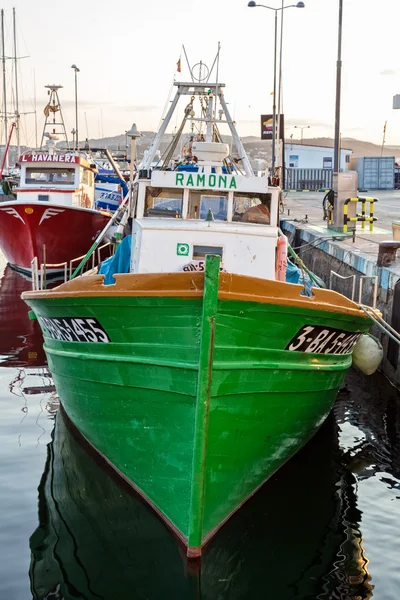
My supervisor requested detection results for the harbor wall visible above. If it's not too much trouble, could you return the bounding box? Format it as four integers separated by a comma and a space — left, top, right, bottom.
281, 219, 400, 387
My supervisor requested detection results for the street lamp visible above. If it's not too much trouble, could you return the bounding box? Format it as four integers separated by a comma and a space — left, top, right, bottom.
126, 123, 142, 208
71, 64, 80, 152
294, 125, 310, 144
248, 1, 304, 176
333, 0, 343, 174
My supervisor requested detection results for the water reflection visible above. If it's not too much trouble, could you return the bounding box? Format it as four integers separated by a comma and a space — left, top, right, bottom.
29, 403, 377, 600
0, 264, 57, 446
335, 370, 400, 483
0, 261, 59, 599
1, 259, 400, 598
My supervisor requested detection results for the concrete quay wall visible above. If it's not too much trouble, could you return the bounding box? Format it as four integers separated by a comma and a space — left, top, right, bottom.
281, 219, 400, 387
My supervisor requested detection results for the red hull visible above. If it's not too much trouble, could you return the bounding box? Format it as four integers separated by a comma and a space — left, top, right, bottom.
0, 202, 110, 271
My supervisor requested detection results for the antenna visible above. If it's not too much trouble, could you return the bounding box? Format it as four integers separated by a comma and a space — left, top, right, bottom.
182, 45, 194, 82
1, 10, 8, 171
206, 43, 221, 83
213, 42, 221, 122
40, 85, 70, 149
381, 121, 387, 157
12, 8, 20, 155
33, 69, 38, 148
84, 111, 89, 139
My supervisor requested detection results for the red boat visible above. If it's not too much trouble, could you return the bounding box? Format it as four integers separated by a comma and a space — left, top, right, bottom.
0, 153, 110, 274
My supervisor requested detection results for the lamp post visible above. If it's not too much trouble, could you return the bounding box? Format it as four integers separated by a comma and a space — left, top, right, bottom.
248, 1, 304, 176
126, 123, 142, 211
333, 0, 343, 174
71, 64, 80, 151
294, 124, 310, 144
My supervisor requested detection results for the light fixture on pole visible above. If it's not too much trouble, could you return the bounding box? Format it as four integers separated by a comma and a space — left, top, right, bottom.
126, 122, 142, 208
71, 64, 80, 152
247, 1, 305, 177
294, 125, 310, 144
71, 128, 76, 151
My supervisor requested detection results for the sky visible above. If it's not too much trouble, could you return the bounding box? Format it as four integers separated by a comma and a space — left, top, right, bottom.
2, 0, 400, 148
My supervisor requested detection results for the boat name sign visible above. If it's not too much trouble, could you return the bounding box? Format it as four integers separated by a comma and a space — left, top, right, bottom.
38, 316, 110, 343
19, 154, 82, 164
150, 170, 269, 194
286, 325, 363, 355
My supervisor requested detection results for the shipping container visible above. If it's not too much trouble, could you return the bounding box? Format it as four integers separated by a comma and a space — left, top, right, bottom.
349, 156, 395, 190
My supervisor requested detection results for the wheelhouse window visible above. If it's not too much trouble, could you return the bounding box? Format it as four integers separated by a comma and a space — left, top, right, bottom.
25, 168, 75, 185
233, 193, 271, 224
81, 168, 93, 186
188, 191, 228, 221
144, 187, 183, 218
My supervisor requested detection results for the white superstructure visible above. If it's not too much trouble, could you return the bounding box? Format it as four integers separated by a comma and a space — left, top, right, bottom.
128, 77, 282, 280
16, 153, 97, 208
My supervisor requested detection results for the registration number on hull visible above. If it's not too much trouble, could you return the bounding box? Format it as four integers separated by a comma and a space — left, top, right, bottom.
38, 316, 110, 343
286, 325, 363, 355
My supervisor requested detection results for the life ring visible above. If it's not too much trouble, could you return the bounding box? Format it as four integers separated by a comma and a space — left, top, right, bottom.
275, 234, 288, 282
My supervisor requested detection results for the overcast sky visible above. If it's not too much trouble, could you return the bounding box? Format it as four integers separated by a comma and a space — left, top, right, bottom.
3, 0, 400, 147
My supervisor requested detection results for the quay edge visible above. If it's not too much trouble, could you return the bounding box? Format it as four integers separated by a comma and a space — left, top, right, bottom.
281, 218, 400, 387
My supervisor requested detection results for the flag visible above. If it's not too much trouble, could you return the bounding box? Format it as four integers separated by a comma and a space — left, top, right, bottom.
43, 104, 59, 117
177, 57, 181, 73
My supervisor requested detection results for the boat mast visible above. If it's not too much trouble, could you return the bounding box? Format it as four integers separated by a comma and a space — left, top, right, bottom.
12, 7, 20, 156
40, 85, 70, 150
33, 69, 38, 148
218, 91, 253, 176
1, 9, 8, 172
141, 89, 181, 170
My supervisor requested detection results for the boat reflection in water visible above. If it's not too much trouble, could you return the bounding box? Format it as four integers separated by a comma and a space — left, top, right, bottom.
29, 396, 374, 600
0, 265, 58, 431
0, 265, 47, 368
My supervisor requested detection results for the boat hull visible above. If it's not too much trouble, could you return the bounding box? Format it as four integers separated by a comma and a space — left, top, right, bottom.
0, 202, 110, 272
23, 264, 371, 556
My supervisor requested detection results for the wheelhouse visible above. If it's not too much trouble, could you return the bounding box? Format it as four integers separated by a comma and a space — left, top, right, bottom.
131, 169, 280, 280
15, 153, 97, 208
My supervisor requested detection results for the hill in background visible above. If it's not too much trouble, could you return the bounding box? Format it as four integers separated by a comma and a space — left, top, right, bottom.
10, 133, 400, 166
83, 133, 400, 163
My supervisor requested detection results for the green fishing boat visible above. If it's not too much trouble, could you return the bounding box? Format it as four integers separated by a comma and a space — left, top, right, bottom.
23, 73, 372, 557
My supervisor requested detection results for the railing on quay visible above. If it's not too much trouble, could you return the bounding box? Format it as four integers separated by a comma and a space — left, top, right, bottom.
329, 270, 378, 309
343, 197, 378, 233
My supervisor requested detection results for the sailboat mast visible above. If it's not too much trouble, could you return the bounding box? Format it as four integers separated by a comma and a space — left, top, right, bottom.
33, 69, 38, 148
1, 9, 8, 171
13, 7, 20, 156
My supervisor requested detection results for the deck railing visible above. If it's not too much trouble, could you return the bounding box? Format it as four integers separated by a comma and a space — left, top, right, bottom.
31, 241, 114, 290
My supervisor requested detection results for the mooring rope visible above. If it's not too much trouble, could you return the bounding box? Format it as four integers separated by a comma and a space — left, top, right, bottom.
359, 304, 400, 346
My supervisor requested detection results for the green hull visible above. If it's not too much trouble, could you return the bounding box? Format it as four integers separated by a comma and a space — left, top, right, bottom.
24, 257, 370, 556
30, 407, 372, 599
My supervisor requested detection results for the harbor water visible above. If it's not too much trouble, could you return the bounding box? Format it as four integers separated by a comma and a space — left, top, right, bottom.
1, 251, 400, 600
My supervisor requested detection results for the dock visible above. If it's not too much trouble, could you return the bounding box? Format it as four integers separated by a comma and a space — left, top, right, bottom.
280, 190, 400, 387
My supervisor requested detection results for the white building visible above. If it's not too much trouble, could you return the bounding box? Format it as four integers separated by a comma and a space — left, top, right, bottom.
285, 143, 352, 171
